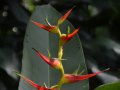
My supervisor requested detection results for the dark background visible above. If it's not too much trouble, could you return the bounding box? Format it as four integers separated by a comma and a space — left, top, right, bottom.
0, 0, 120, 90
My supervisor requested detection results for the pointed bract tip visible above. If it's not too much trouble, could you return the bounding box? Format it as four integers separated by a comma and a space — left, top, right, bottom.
32, 48, 38, 53
73, 5, 76, 8
58, 6, 74, 25
71, 28, 79, 35
31, 20, 38, 25
15, 72, 40, 89
76, 27, 80, 31
68, 28, 79, 38
71, 6, 75, 10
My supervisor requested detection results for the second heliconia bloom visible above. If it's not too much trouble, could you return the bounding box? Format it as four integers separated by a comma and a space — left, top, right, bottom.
32, 48, 62, 70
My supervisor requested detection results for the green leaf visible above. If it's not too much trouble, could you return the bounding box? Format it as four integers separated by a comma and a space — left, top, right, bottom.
18, 5, 88, 90
95, 81, 120, 90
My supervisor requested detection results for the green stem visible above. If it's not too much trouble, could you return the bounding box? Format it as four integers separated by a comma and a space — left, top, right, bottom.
58, 40, 65, 76
57, 28, 61, 37
60, 63, 64, 76
56, 77, 65, 90
58, 45, 63, 60
56, 26, 65, 89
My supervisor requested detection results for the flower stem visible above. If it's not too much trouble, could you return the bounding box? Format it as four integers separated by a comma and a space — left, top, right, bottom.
58, 45, 63, 60
58, 41, 65, 76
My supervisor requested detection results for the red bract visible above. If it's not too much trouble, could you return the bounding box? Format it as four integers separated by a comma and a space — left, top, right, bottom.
60, 68, 109, 84
58, 7, 74, 25
32, 21, 59, 34
60, 28, 79, 45
32, 48, 62, 70
16, 72, 57, 90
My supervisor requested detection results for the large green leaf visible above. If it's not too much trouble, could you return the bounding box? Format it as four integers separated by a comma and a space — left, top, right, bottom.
18, 5, 88, 90
95, 81, 120, 90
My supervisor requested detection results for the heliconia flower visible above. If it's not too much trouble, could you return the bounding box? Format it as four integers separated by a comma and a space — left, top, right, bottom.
15, 72, 57, 90
58, 6, 74, 25
60, 28, 79, 45
32, 48, 62, 70
59, 68, 109, 84
32, 21, 60, 34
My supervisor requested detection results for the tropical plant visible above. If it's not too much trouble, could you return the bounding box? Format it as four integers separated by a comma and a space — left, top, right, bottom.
16, 5, 109, 90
